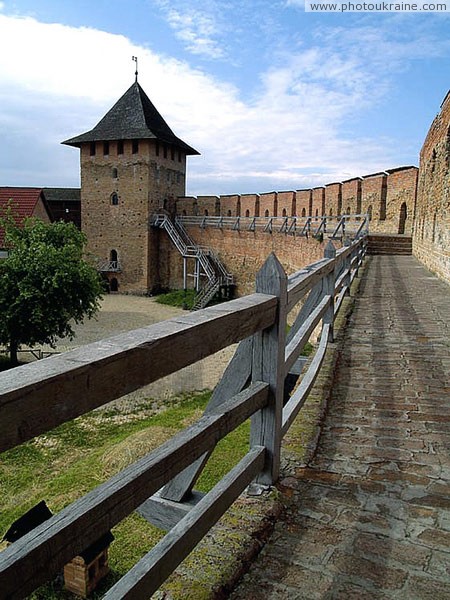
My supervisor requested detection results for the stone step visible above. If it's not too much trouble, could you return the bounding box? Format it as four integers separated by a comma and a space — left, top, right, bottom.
367, 234, 412, 255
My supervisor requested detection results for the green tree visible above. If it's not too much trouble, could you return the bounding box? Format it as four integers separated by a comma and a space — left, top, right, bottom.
0, 215, 103, 365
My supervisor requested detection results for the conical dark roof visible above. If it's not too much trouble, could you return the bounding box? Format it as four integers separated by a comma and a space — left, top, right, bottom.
62, 82, 199, 155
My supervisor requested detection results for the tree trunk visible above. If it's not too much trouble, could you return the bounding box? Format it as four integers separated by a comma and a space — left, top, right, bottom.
9, 340, 18, 366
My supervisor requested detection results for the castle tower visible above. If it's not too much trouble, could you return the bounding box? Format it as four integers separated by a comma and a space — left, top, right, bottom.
63, 81, 199, 294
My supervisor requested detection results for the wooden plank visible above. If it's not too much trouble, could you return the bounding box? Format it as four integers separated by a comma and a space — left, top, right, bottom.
323, 241, 336, 343
0, 382, 269, 599
0, 294, 276, 453
286, 280, 323, 344
103, 446, 265, 600
334, 285, 347, 317
284, 294, 331, 374
159, 336, 253, 502
137, 490, 206, 531
282, 324, 330, 436
287, 257, 334, 312
251, 253, 287, 485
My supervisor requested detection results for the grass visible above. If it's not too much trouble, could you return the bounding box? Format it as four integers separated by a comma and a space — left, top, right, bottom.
155, 288, 197, 309
0, 389, 251, 598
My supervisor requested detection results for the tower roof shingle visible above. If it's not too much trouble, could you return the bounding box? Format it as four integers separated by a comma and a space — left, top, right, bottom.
62, 82, 199, 155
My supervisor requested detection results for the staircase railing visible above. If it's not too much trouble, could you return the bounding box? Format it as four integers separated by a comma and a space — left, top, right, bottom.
152, 214, 234, 309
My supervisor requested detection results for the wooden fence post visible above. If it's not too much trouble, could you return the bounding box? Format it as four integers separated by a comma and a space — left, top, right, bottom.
250, 253, 287, 488
324, 240, 336, 343
343, 238, 352, 295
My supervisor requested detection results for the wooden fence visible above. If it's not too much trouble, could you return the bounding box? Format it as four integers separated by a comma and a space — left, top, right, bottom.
0, 236, 366, 599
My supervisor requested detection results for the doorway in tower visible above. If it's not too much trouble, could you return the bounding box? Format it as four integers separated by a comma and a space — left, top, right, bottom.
398, 202, 407, 234
110, 277, 119, 292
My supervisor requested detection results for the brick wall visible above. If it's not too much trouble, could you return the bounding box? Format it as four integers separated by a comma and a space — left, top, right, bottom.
240, 194, 259, 217
277, 191, 296, 217
385, 167, 418, 236
413, 92, 450, 283
342, 178, 362, 216
259, 192, 277, 217
296, 189, 312, 217
325, 183, 341, 216
81, 138, 186, 294
361, 172, 387, 231
312, 187, 325, 217
169, 227, 333, 296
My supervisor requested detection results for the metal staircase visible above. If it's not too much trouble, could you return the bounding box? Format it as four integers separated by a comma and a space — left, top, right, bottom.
152, 214, 233, 310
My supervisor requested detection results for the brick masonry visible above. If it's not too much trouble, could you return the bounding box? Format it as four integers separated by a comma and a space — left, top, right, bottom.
413, 91, 450, 283
80, 138, 187, 294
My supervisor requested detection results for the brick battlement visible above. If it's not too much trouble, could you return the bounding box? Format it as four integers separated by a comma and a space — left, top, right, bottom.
176, 166, 418, 238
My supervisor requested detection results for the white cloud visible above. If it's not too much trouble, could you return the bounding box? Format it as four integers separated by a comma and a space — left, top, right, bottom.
154, 0, 227, 60
0, 13, 444, 194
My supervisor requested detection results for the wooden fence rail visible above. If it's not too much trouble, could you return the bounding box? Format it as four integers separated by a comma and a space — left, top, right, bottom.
0, 235, 366, 599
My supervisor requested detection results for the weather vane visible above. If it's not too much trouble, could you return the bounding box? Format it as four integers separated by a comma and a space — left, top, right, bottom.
132, 56, 138, 82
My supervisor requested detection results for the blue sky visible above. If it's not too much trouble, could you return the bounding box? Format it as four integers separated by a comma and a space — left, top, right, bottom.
0, 0, 448, 195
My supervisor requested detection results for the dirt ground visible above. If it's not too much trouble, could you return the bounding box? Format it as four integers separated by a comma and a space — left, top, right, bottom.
34, 295, 236, 407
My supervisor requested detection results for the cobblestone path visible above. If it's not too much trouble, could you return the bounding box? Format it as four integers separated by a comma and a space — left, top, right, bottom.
230, 256, 450, 599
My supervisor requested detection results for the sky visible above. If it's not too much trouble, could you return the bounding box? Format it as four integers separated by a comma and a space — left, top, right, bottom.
0, 1, 449, 196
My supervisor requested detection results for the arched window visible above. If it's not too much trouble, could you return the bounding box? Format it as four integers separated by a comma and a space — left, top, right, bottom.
227, 210, 232, 217
112, 168, 118, 179
110, 249, 118, 265
346, 206, 351, 215
245, 209, 250, 217
329, 208, 333, 216
282, 208, 287, 217
111, 192, 119, 205
204, 209, 209, 216
301, 208, 306, 217
182, 209, 187, 216
264, 209, 270, 217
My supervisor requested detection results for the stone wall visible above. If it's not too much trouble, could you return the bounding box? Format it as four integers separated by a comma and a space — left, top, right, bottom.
413, 91, 450, 283
161, 227, 332, 296
176, 166, 418, 236
80, 138, 187, 294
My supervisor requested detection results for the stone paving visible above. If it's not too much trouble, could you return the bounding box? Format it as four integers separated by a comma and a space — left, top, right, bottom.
230, 255, 450, 599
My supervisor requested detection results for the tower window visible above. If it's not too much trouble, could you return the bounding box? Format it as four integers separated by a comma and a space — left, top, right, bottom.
163, 144, 167, 159
89, 142, 96, 156
132, 140, 139, 154
117, 140, 124, 155
155, 141, 160, 157
103, 141, 110, 156
178, 150, 182, 162
171, 146, 175, 160
112, 168, 118, 179
111, 192, 119, 206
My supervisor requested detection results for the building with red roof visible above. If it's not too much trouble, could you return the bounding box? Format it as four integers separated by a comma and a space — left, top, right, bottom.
0, 187, 52, 250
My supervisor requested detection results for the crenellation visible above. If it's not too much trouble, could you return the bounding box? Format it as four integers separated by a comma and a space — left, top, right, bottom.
277, 191, 296, 217
296, 189, 312, 217
312, 187, 325, 217
259, 192, 277, 217
324, 182, 341, 216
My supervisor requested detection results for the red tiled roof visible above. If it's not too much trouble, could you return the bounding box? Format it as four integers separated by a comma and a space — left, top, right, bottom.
0, 187, 45, 248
